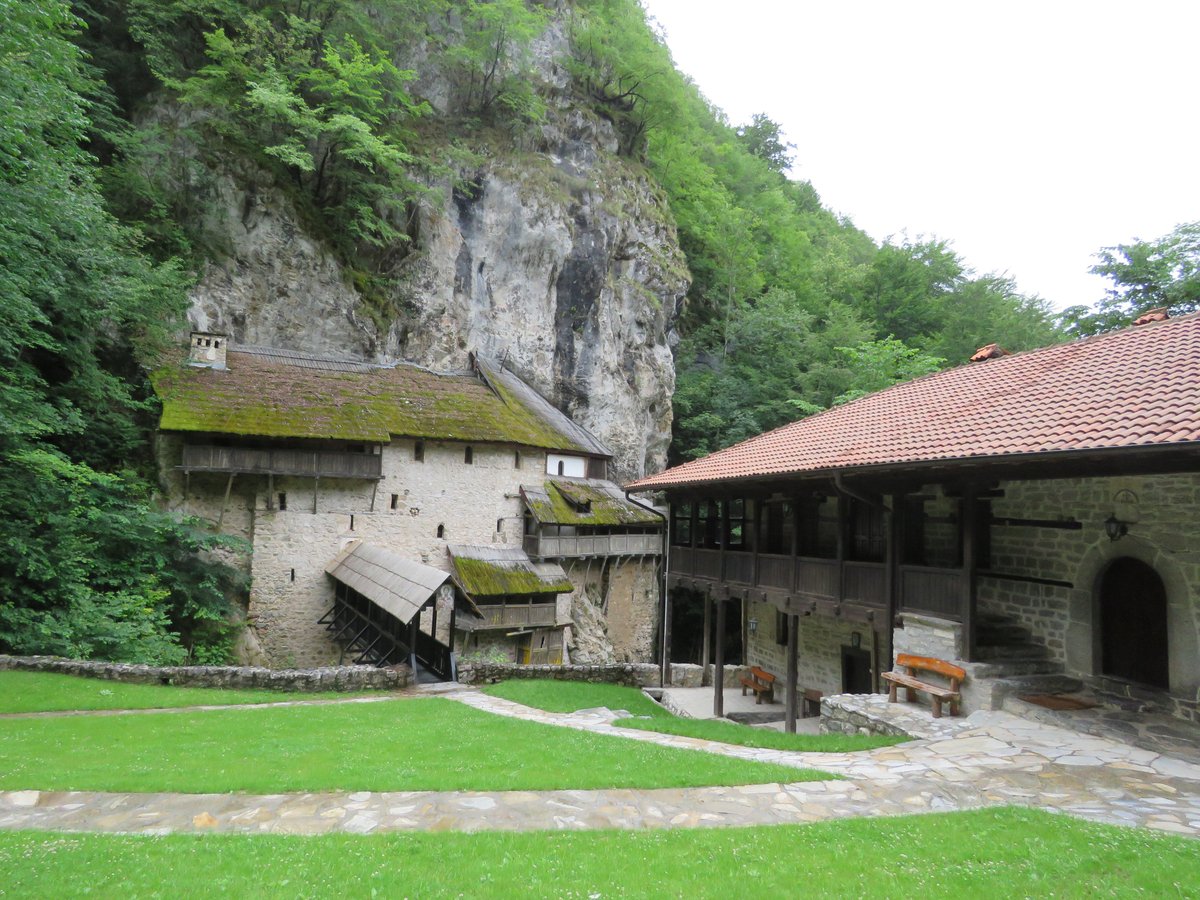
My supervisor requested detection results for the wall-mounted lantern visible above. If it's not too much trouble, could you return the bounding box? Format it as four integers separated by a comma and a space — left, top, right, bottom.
850, 631, 862, 649
1104, 515, 1129, 542
748, 618, 758, 633
1106, 489, 1139, 541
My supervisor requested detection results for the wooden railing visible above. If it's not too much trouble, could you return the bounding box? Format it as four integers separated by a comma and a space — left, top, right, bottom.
899, 566, 962, 620
525, 532, 661, 559
669, 550, 952, 616
796, 557, 839, 600
467, 602, 558, 630
182, 444, 382, 479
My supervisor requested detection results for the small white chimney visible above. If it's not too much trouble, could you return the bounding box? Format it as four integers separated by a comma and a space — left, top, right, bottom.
188, 331, 228, 369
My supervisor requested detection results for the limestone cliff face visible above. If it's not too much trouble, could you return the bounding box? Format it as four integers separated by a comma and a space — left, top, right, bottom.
185, 23, 687, 481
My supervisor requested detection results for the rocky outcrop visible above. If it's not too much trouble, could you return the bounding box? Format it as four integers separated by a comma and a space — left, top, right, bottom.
183, 17, 687, 481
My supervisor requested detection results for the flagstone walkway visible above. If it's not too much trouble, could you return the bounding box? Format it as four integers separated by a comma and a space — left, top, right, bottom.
2, 685, 1198, 837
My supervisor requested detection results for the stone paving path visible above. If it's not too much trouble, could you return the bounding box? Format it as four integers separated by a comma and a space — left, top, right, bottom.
2, 685, 1199, 837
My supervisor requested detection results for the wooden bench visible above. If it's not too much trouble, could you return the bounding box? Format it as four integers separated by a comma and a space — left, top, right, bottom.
881, 654, 965, 718
739, 666, 776, 704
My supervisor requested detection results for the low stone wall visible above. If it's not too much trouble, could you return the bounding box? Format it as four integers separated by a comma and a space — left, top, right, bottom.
820, 694, 914, 738
456, 662, 751, 688
0, 654, 410, 692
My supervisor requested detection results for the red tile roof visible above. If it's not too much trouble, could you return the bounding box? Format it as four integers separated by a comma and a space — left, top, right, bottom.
627, 314, 1200, 491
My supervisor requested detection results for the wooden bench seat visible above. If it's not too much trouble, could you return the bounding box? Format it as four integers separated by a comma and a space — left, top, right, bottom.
739, 666, 776, 704
881, 654, 965, 718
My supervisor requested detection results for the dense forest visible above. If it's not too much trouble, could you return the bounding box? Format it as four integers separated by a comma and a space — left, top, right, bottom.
3, 0, 1197, 663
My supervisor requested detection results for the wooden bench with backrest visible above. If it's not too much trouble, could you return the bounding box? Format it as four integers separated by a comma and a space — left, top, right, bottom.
881, 654, 965, 718
739, 666, 776, 704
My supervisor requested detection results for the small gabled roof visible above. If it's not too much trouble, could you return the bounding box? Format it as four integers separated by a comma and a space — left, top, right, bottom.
628, 314, 1200, 491
446, 544, 574, 598
325, 542, 450, 625
152, 347, 600, 454
522, 479, 662, 527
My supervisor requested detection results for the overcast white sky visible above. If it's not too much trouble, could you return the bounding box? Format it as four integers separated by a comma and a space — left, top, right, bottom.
640, 0, 1200, 310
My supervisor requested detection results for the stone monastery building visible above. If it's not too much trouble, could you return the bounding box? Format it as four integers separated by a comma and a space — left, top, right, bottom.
154, 333, 662, 678
630, 311, 1200, 726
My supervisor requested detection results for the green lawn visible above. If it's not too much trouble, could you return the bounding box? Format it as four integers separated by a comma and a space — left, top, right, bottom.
2, 808, 1195, 898
0, 670, 383, 714
482, 679, 674, 718
0, 697, 820, 793
483, 679, 904, 753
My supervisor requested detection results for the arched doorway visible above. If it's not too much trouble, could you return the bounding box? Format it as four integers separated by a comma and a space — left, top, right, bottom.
1099, 557, 1169, 689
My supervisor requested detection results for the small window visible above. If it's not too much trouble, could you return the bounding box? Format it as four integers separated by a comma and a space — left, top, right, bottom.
390, 493, 399, 510
436, 524, 445, 539
289, 568, 295, 582
496, 518, 504, 533
278, 492, 287, 511
776, 610, 789, 646
557, 460, 565, 476
414, 440, 425, 462
514, 450, 521, 469
349, 515, 355, 531
464, 446, 474, 464
214, 340, 221, 349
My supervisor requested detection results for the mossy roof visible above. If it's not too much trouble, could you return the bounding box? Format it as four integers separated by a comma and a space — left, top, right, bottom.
446, 545, 574, 598
522, 479, 663, 527
152, 348, 592, 452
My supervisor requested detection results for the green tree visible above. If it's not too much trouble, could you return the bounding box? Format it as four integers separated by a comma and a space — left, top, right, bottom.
1062, 222, 1200, 335
443, 0, 550, 121
735, 113, 794, 174
0, 0, 240, 663
831, 338, 945, 405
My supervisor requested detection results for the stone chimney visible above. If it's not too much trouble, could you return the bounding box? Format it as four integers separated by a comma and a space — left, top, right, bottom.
969, 343, 1009, 362
188, 331, 228, 369
1133, 307, 1169, 326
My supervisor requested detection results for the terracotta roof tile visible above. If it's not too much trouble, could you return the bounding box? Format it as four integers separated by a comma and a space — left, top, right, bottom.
627, 314, 1200, 491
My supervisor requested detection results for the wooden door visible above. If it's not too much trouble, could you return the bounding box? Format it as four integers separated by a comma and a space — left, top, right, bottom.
1100, 557, 1169, 689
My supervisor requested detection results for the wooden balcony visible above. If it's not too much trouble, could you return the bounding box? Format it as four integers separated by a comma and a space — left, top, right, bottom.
181, 444, 382, 479
524, 532, 662, 559
461, 601, 559, 631
668, 546, 960, 619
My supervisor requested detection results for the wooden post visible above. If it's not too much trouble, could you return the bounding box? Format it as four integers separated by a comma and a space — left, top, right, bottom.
217, 472, 235, 528
835, 493, 847, 601
313, 476, 320, 514
661, 582, 673, 686
267, 472, 275, 511
885, 493, 901, 682
701, 592, 712, 672
785, 611, 799, 733
430, 598, 438, 642
409, 616, 419, 675
448, 604, 456, 653
961, 488, 979, 662
714, 598, 726, 718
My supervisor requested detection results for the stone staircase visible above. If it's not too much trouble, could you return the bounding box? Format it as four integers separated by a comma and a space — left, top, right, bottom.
960, 611, 1082, 711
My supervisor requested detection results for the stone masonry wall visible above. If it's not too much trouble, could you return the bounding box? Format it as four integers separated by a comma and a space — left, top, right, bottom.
981, 473, 1200, 717
246, 439, 538, 666
745, 599, 882, 699
456, 661, 746, 689
0, 654, 410, 691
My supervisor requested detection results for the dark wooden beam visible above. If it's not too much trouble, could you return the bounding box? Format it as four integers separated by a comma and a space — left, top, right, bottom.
701, 593, 712, 671
714, 598, 726, 718
785, 612, 798, 733
961, 488, 979, 662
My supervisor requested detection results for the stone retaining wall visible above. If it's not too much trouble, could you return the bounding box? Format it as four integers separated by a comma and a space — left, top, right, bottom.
820, 694, 914, 738
0, 655, 410, 692
456, 661, 750, 688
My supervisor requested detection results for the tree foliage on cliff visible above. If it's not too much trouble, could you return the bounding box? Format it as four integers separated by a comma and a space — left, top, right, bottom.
0, 0, 241, 663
